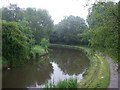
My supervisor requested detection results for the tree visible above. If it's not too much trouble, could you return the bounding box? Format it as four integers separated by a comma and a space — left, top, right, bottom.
24, 8, 53, 44
2, 4, 53, 45
50, 15, 88, 44
86, 2, 118, 61
18, 20, 35, 49
2, 4, 24, 22
2, 21, 29, 67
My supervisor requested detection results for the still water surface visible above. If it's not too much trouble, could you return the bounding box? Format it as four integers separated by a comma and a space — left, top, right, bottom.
2, 47, 89, 88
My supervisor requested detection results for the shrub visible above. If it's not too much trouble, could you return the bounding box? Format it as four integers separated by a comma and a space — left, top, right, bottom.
2, 21, 29, 67
30, 45, 47, 58
45, 78, 78, 88
40, 38, 50, 52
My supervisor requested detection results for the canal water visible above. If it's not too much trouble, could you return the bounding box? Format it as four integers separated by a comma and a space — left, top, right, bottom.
2, 47, 89, 88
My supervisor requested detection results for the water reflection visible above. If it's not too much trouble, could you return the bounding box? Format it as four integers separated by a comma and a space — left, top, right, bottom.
2, 57, 53, 88
50, 62, 83, 84
50, 47, 89, 75
2, 47, 89, 88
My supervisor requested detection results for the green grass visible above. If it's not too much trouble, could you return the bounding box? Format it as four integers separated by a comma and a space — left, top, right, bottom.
45, 78, 78, 88
79, 54, 110, 88
50, 44, 110, 88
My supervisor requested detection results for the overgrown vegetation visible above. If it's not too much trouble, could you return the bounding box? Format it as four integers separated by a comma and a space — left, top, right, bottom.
50, 44, 110, 88
45, 78, 78, 88
30, 38, 49, 58
2, 21, 29, 67
2, 1, 118, 68
86, 2, 119, 64
2, 4, 52, 67
30, 45, 46, 58
1, 0, 119, 88
50, 1, 119, 68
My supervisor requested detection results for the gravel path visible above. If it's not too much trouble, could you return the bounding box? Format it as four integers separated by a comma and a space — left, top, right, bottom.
105, 56, 118, 89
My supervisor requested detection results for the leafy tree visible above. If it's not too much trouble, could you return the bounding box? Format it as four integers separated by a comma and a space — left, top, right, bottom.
50, 15, 88, 44
50, 31, 59, 43
24, 8, 53, 44
86, 2, 118, 62
1, 4, 54, 67
2, 4, 53, 45
2, 21, 29, 67
18, 20, 35, 49
2, 4, 24, 22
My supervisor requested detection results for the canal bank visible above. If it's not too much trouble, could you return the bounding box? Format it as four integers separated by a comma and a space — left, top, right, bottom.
50, 44, 110, 88
3, 45, 89, 88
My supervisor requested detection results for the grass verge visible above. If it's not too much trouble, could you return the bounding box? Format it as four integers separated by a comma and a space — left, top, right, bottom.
45, 78, 78, 88
50, 44, 110, 88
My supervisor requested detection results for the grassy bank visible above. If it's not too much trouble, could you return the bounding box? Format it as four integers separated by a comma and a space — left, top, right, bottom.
45, 78, 78, 88
2, 45, 49, 69
50, 44, 110, 88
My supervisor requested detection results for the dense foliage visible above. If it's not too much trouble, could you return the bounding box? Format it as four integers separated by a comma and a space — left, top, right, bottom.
86, 2, 119, 63
24, 8, 53, 44
2, 1, 119, 68
2, 4, 53, 44
50, 15, 88, 45
31, 38, 50, 58
2, 21, 29, 67
2, 4, 52, 67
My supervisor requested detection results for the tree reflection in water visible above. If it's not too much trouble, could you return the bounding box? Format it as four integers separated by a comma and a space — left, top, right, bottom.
2, 56, 53, 88
2, 47, 89, 88
49, 47, 89, 75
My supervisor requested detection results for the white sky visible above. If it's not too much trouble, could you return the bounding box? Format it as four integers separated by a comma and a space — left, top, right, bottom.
0, 0, 119, 24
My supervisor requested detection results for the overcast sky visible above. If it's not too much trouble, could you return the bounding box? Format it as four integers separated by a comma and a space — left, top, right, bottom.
0, 0, 119, 24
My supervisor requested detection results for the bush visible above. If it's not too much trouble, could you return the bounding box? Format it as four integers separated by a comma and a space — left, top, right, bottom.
45, 78, 78, 88
30, 45, 47, 58
30, 38, 50, 58
2, 21, 29, 67
40, 38, 50, 52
